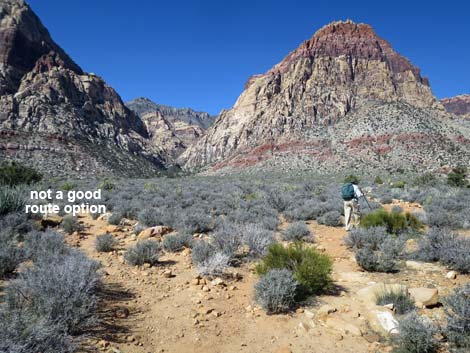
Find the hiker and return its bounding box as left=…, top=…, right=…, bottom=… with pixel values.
left=341, top=180, right=363, bottom=231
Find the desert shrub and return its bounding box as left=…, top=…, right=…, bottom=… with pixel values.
left=393, top=312, right=438, bottom=353
left=344, top=175, right=360, bottom=184
left=375, top=286, right=415, bottom=315
left=60, top=182, right=75, bottom=191
left=394, top=180, right=406, bottom=189
left=355, top=237, right=404, bottom=273
left=256, top=242, right=332, bottom=298
left=124, top=240, right=161, bottom=266
left=195, top=251, right=230, bottom=276
left=317, top=210, right=343, bottom=226
left=254, top=269, right=298, bottom=314
left=264, top=191, right=288, bottom=212
left=137, top=207, right=161, bottom=227
left=94, top=233, right=117, bottom=252
left=283, top=199, right=319, bottom=221
left=180, top=208, right=214, bottom=233
left=162, top=233, right=192, bottom=252
left=447, top=166, right=468, bottom=188
left=355, top=247, right=397, bottom=273
left=425, top=206, right=458, bottom=229
left=411, top=210, right=427, bottom=225
left=24, top=231, right=69, bottom=264
left=413, top=173, right=438, bottom=187
left=191, top=240, right=215, bottom=265
left=281, top=222, right=313, bottom=242
left=242, top=224, right=275, bottom=257
left=374, top=176, right=384, bottom=184
left=0, top=312, right=75, bottom=353
left=99, top=179, right=115, bottom=191
left=0, top=161, right=42, bottom=186
left=108, top=211, right=123, bottom=225
left=210, top=222, right=242, bottom=257
left=439, top=237, right=470, bottom=274
left=344, top=226, right=388, bottom=250
left=61, top=215, right=82, bottom=234
left=415, top=228, right=470, bottom=273
left=0, top=212, right=34, bottom=242
left=360, top=209, right=422, bottom=234
left=0, top=240, right=24, bottom=278
left=3, top=250, right=100, bottom=335
left=443, top=284, right=470, bottom=349
left=0, top=186, right=26, bottom=216
left=392, top=205, right=404, bottom=214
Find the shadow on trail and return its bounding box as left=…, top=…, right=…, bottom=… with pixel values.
left=81, top=281, right=138, bottom=350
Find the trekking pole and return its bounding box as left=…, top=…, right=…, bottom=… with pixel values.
left=359, top=188, right=372, bottom=210
left=362, top=195, right=372, bottom=210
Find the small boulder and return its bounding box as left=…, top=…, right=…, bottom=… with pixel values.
left=138, top=226, right=172, bottom=240
left=317, top=304, right=337, bottom=319
left=162, top=270, right=173, bottom=278
left=446, top=271, right=457, bottom=279
left=211, top=278, right=225, bottom=287
left=366, top=310, right=399, bottom=335
left=408, top=287, right=439, bottom=308
left=405, top=260, right=440, bottom=272
left=41, top=215, right=63, bottom=228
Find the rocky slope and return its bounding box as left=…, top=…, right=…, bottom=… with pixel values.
left=126, top=97, right=216, bottom=130
left=126, top=97, right=213, bottom=157
left=140, top=111, right=203, bottom=159
left=181, top=20, right=470, bottom=173
left=441, top=94, right=470, bottom=119
left=0, top=0, right=170, bottom=178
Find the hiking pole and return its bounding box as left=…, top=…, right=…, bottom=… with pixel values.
left=359, top=188, right=372, bottom=210
left=362, top=195, right=372, bottom=210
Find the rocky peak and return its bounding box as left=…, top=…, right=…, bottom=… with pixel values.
left=0, top=0, right=171, bottom=177
left=126, top=97, right=216, bottom=130
left=0, top=0, right=82, bottom=94
left=441, top=94, right=470, bottom=117
left=181, top=20, right=466, bottom=172
left=249, top=20, right=428, bottom=87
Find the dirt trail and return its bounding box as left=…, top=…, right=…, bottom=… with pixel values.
left=73, top=201, right=467, bottom=353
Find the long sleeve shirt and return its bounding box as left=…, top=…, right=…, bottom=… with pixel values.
left=352, top=184, right=363, bottom=199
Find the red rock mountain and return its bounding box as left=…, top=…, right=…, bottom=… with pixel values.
left=181, top=20, right=469, bottom=173
left=0, top=0, right=170, bottom=177
left=441, top=94, right=470, bottom=118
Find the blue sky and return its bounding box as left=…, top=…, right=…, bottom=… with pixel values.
left=28, top=0, right=470, bottom=115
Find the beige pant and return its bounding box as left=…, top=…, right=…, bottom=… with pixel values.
left=344, top=199, right=360, bottom=230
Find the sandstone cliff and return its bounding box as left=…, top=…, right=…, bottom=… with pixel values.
left=441, top=94, right=470, bottom=119
left=181, top=20, right=469, bottom=173
left=0, top=0, right=169, bottom=178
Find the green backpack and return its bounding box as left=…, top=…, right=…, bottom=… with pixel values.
left=341, top=183, right=355, bottom=200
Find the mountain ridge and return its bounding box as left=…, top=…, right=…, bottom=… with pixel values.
left=0, top=0, right=171, bottom=177
left=180, top=20, right=469, bottom=173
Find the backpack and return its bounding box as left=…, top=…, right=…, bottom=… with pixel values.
left=341, top=183, right=355, bottom=200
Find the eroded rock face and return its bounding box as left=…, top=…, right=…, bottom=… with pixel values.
left=126, top=97, right=216, bottom=130
left=0, top=0, right=168, bottom=177
left=180, top=20, right=469, bottom=173
left=441, top=94, right=470, bottom=118
left=141, top=111, right=203, bottom=159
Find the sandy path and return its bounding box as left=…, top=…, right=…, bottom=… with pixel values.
left=73, top=201, right=466, bottom=353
